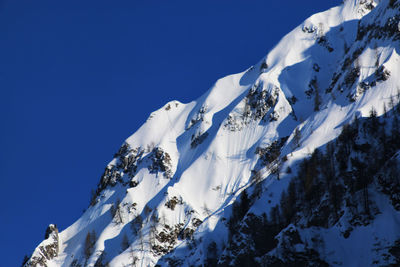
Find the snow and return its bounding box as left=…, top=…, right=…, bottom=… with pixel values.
left=26, top=0, right=400, bottom=266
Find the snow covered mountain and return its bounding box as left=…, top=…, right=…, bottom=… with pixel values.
left=24, top=0, right=400, bottom=266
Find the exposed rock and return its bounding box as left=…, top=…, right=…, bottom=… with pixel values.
left=148, top=147, right=173, bottom=179
left=224, top=83, right=279, bottom=131
left=187, top=106, right=207, bottom=130
left=24, top=225, right=59, bottom=267
left=190, top=131, right=209, bottom=148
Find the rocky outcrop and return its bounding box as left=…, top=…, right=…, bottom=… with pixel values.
left=148, top=147, right=173, bottom=179
left=225, top=82, right=279, bottom=131
left=24, top=225, right=59, bottom=267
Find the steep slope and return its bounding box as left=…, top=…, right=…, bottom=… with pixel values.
left=24, top=0, right=400, bottom=266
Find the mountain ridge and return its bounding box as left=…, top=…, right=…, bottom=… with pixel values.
left=24, top=0, right=400, bottom=266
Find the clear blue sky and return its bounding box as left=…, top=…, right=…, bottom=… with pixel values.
left=0, top=1, right=338, bottom=265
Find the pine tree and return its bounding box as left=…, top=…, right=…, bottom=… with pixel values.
left=128, top=245, right=138, bottom=267
left=21, top=255, right=30, bottom=267
left=205, top=242, right=218, bottom=267
left=130, top=215, right=143, bottom=235
left=383, top=103, right=388, bottom=117
left=121, top=234, right=130, bottom=252
left=351, top=156, right=370, bottom=215
left=239, top=189, right=250, bottom=218
left=269, top=205, right=281, bottom=230
left=111, top=199, right=123, bottom=224
left=329, top=183, right=344, bottom=222
left=389, top=95, right=396, bottom=110
left=94, top=251, right=107, bottom=267
left=280, top=180, right=297, bottom=224
left=314, top=85, right=321, bottom=111
left=392, top=114, right=400, bottom=146
left=293, top=128, right=301, bottom=148
left=280, top=190, right=291, bottom=224
left=368, top=106, right=379, bottom=134
left=84, top=230, right=96, bottom=261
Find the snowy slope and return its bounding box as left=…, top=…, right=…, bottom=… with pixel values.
left=24, top=0, right=400, bottom=266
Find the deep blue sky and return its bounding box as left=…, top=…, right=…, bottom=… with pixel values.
left=1, top=1, right=338, bottom=265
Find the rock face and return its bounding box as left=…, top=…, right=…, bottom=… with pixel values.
left=25, top=225, right=59, bottom=267
left=25, top=0, right=400, bottom=266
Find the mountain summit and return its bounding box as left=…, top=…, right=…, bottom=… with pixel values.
left=24, top=0, right=400, bottom=266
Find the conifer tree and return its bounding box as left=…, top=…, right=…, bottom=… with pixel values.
left=121, top=234, right=130, bottom=252
left=84, top=230, right=96, bottom=261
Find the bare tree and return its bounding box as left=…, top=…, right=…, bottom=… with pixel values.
left=121, top=234, right=130, bottom=252
left=84, top=230, right=96, bottom=262
left=129, top=245, right=138, bottom=267
left=202, top=203, right=212, bottom=217
left=111, top=199, right=123, bottom=224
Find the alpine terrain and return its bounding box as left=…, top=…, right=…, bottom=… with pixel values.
left=24, top=0, right=400, bottom=266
